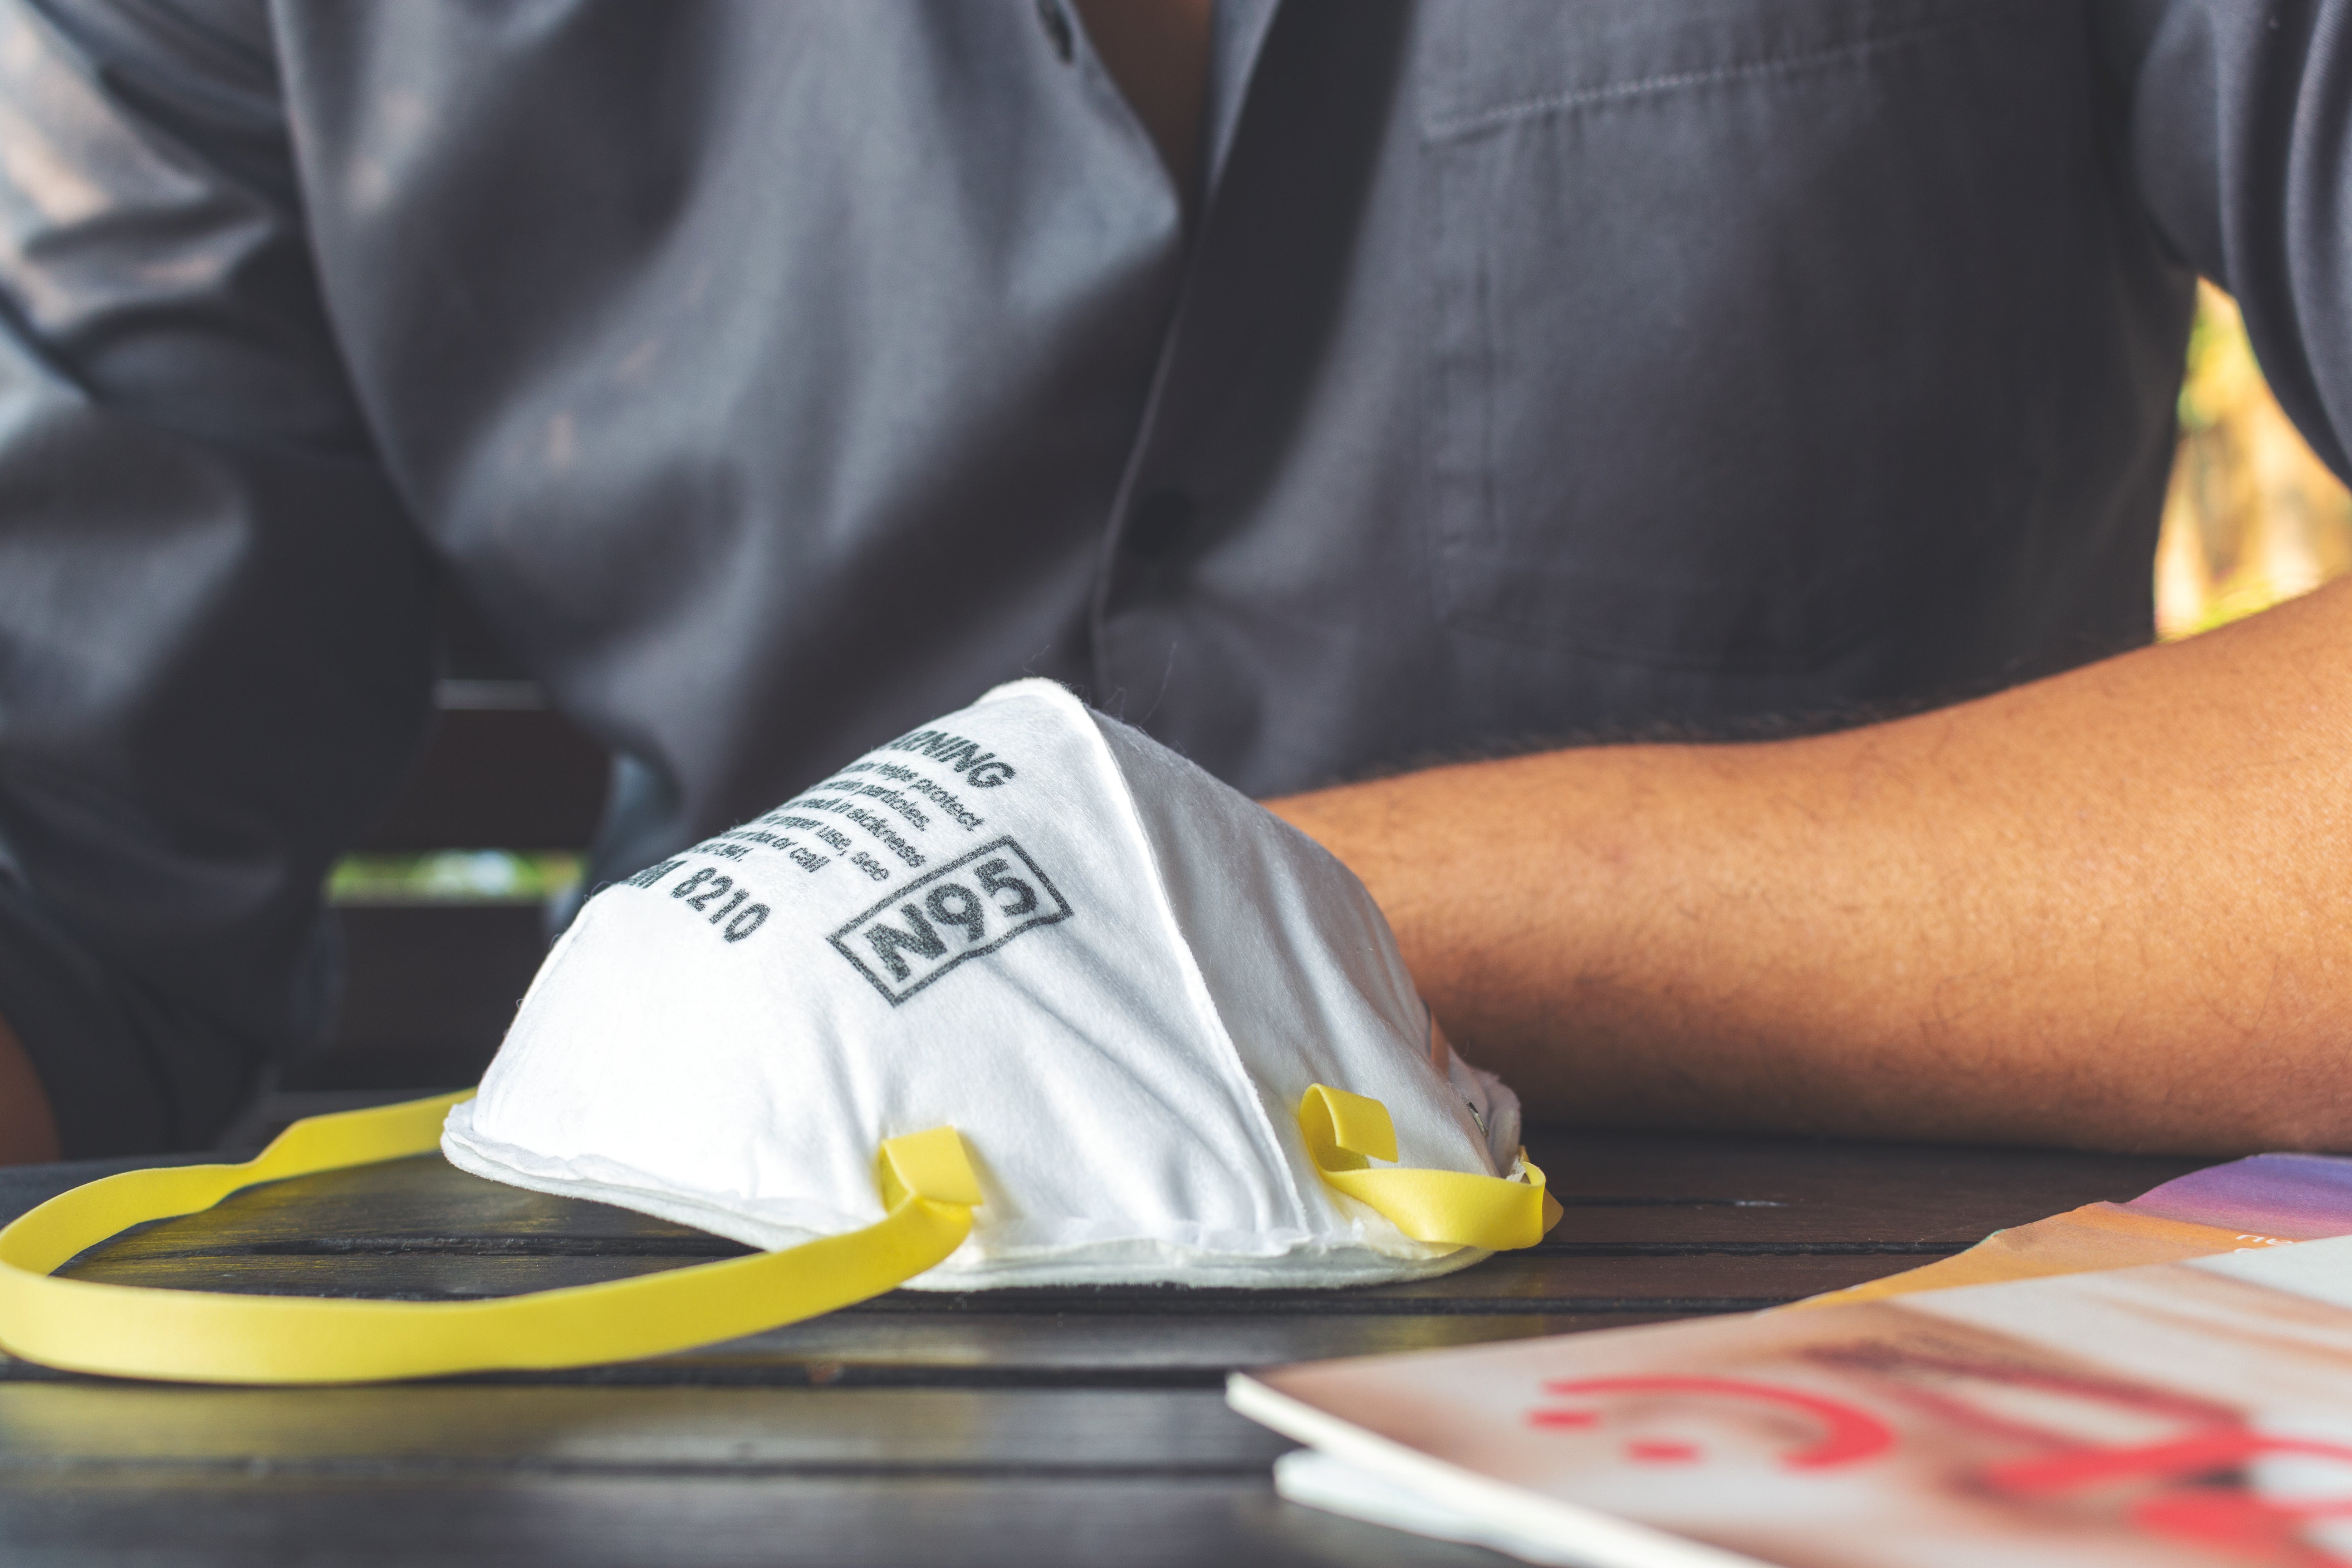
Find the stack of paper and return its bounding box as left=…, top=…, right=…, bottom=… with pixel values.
left=1234, top=1152, right=2352, bottom=1567
left=1808, top=1152, right=2352, bottom=1306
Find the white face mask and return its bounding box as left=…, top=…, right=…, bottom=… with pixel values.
left=442, top=679, right=1542, bottom=1289
left=0, top=680, right=1561, bottom=1388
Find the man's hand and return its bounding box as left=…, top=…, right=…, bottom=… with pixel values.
left=1270, top=578, right=2352, bottom=1156
left=0, top=1015, right=60, bottom=1164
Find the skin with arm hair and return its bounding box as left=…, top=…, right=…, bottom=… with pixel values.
left=19, top=558, right=2344, bottom=1168
left=1270, top=576, right=2352, bottom=1157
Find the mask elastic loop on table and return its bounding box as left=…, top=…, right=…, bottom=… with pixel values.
left=0, top=1093, right=981, bottom=1386
left=1298, top=1084, right=1563, bottom=1251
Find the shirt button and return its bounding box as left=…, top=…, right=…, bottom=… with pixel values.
left=1036, top=0, right=1075, bottom=62
left=1125, top=489, right=1195, bottom=559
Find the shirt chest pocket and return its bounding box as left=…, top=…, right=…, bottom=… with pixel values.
left=1420, top=0, right=2090, bottom=671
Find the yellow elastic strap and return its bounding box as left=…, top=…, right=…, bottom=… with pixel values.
left=0, top=1093, right=980, bottom=1386
left=1298, top=1084, right=1562, bottom=1251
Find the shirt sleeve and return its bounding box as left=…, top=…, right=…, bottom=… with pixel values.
left=2100, top=0, right=2352, bottom=479
left=0, top=0, right=436, bottom=1153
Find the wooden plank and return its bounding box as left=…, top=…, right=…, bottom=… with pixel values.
left=0, top=1126, right=2228, bottom=1568
left=17, top=1170, right=1890, bottom=1387
left=4, top=1130, right=2212, bottom=1254
left=1535, top=1129, right=2208, bottom=1245
left=1, top=1310, right=1662, bottom=1391
left=0, top=1155, right=223, bottom=1225
left=54, top=1243, right=1920, bottom=1311
left=0, top=1385, right=1289, bottom=1471
left=5, top=1134, right=2216, bottom=1391
left=613, top=1310, right=1725, bottom=1386
left=41, top=1130, right=2213, bottom=1256
left=0, top=1474, right=1496, bottom=1568
left=42, top=1154, right=1936, bottom=1311
left=50, top=1150, right=672, bottom=1243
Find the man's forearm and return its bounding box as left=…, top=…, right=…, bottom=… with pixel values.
left=0, top=1014, right=60, bottom=1164
left=1270, top=578, right=2352, bottom=1156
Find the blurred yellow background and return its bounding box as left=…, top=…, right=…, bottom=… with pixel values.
left=2158, top=283, right=2352, bottom=638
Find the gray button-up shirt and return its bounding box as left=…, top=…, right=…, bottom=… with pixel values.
left=2, top=0, right=2347, bottom=1152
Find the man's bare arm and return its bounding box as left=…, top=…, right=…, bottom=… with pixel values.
left=1270, top=578, right=2352, bottom=1156
left=0, top=1015, right=60, bottom=1165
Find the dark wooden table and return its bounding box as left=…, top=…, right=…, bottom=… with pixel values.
left=0, top=1128, right=2208, bottom=1567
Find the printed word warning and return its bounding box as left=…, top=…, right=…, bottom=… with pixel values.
left=828, top=837, right=1072, bottom=1004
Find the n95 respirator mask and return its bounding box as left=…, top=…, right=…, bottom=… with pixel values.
left=0, top=680, right=1556, bottom=1387
left=443, top=678, right=1553, bottom=1289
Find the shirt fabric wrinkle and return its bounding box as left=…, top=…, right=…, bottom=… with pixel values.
left=0, top=0, right=2340, bottom=1153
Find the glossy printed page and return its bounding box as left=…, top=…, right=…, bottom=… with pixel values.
left=1245, top=1240, right=2352, bottom=1567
